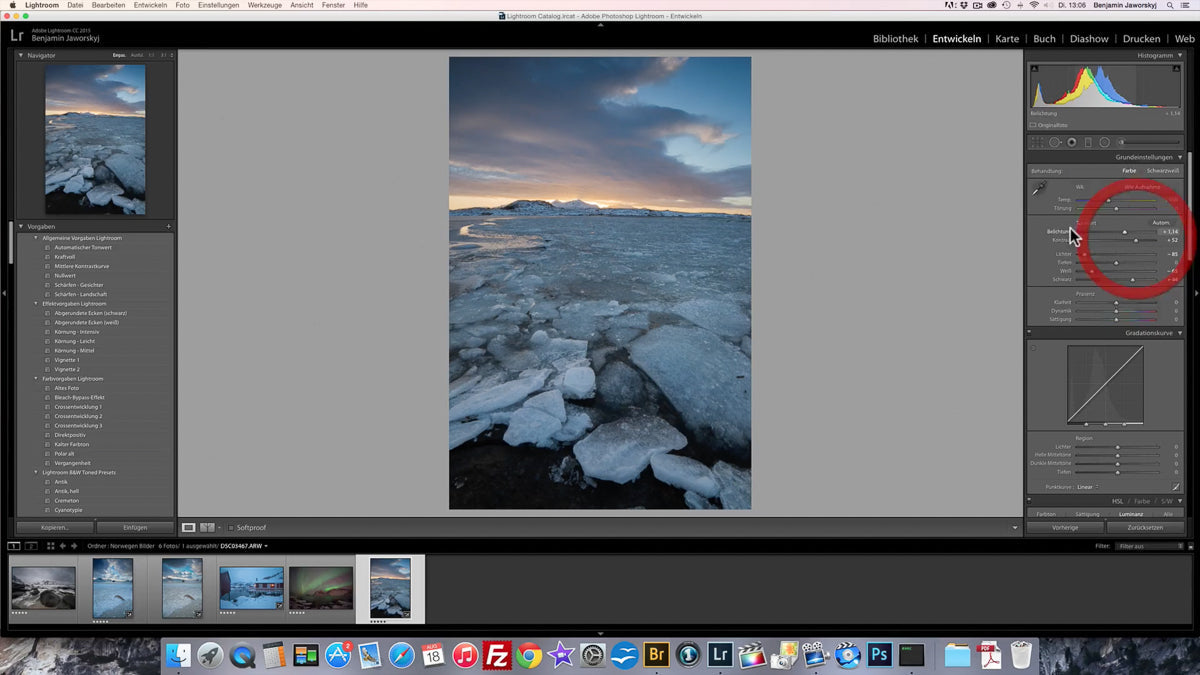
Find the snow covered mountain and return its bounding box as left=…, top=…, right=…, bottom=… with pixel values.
left=450, top=199, right=748, bottom=219
left=550, top=199, right=600, bottom=209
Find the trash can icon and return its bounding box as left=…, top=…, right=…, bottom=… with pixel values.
left=1010, top=642, right=1033, bottom=670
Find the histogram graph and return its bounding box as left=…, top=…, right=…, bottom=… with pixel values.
left=1030, top=64, right=1182, bottom=108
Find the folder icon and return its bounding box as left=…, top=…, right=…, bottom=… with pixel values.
left=944, top=643, right=971, bottom=668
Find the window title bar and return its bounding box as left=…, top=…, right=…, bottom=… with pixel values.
left=2, top=0, right=1198, bottom=13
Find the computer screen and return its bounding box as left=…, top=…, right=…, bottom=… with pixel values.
left=0, top=8, right=1195, bottom=674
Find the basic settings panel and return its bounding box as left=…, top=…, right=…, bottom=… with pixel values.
left=1024, top=43, right=1193, bottom=542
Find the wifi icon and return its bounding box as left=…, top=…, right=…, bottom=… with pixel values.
left=1029, top=1, right=1039, bottom=6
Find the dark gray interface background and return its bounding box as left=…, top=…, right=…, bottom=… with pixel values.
left=176, top=50, right=1022, bottom=520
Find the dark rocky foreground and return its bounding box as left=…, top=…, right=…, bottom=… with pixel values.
left=0, top=637, right=159, bottom=675
left=450, top=440, right=691, bottom=510
left=1040, top=637, right=1200, bottom=675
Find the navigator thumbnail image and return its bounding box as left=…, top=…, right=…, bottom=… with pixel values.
left=44, top=64, right=147, bottom=215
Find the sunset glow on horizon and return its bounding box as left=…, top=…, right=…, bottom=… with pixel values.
left=446, top=195, right=749, bottom=215
left=449, top=57, right=751, bottom=216
left=45, top=64, right=146, bottom=117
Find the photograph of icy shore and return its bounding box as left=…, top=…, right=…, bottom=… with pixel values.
left=448, top=57, right=751, bottom=510
left=92, top=558, right=133, bottom=619
left=10, top=566, right=76, bottom=610
left=369, top=558, right=411, bottom=619
left=161, top=558, right=203, bottom=619
left=45, top=64, right=146, bottom=215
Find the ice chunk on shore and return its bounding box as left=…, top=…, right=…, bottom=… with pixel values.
left=45, top=168, right=79, bottom=185
left=597, top=361, right=646, bottom=408
left=561, top=366, right=596, bottom=399
left=102, top=153, right=146, bottom=196
left=112, top=195, right=146, bottom=215
left=572, top=300, right=629, bottom=317
left=671, top=299, right=750, bottom=338
left=531, top=335, right=588, bottom=369
left=450, top=417, right=492, bottom=450
left=650, top=454, right=720, bottom=498
left=449, top=274, right=486, bottom=297
left=552, top=411, right=593, bottom=443
left=449, top=292, right=510, bottom=326
left=684, top=491, right=717, bottom=510
left=605, top=327, right=644, bottom=346
left=529, top=303, right=560, bottom=320
left=448, top=369, right=549, bottom=421
left=629, top=326, right=751, bottom=452
left=608, top=312, right=649, bottom=330
left=524, top=389, right=566, bottom=423
left=573, top=416, right=687, bottom=484
left=86, top=184, right=123, bottom=207
left=117, top=144, right=146, bottom=159
left=449, top=330, right=486, bottom=351
left=448, top=366, right=481, bottom=399
left=712, top=461, right=752, bottom=510
left=553, top=300, right=629, bottom=339
left=502, top=407, right=562, bottom=447
left=63, top=175, right=86, bottom=194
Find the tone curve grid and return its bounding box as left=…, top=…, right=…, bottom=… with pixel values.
left=1066, top=345, right=1145, bottom=427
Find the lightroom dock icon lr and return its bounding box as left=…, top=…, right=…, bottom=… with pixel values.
left=707, top=643, right=734, bottom=668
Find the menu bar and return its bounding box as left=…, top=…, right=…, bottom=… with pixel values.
left=2, top=2, right=1197, bottom=14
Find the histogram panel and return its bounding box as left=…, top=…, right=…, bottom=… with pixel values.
left=1030, top=64, right=1182, bottom=108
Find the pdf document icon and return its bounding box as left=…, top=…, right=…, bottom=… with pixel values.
left=978, top=642, right=1002, bottom=670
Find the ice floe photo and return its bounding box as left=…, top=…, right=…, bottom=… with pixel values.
left=162, top=558, right=203, bottom=619
left=10, top=566, right=76, bottom=610
left=92, top=558, right=133, bottom=619
left=369, top=558, right=411, bottom=619
left=218, top=566, right=284, bottom=610
left=45, top=64, right=146, bottom=215
left=289, top=566, right=354, bottom=610
left=448, top=57, right=751, bottom=510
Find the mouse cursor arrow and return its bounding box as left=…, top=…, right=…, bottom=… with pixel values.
left=1068, top=227, right=1082, bottom=248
